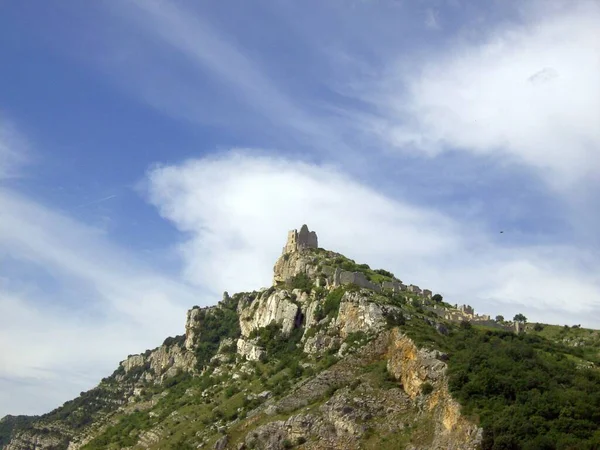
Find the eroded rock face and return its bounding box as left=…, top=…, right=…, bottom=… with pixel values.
left=335, top=292, right=387, bottom=338
left=386, top=328, right=482, bottom=449
left=121, top=354, right=145, bottom=373
left=303, top=333, right=342, bottom=354
left=185, top=306, right=211, bottom=350
left=272, top=250, right=320, bottom=285
left=332, top=291, right=406, bottom=340
left=237, top=338, right=266, bottom=361
left=239, top=290, right=299, bottom=337
left=243, top=331, right=481, bottom=450
left=147, top=344, right=196, bottom=379
left=4, top=431, right=66, bottom=450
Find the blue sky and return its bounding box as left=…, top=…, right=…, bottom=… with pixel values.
left=1, top=0, right=599, bottom=416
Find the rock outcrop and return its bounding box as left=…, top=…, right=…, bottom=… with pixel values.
left=387, top=329, right=482, bottom=449
left=239, top=289, right=300, bottom=337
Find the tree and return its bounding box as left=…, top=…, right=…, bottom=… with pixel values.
left=513, top=313, right=527, bottom=323
left=432, top=294, right=443, bottom=303
left=495, top=315, right=505, bottom=323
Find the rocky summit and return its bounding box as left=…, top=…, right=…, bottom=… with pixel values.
left=2, top=225, right=600, bottom=450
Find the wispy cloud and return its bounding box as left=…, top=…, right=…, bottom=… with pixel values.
left=0, top=189, right=201, bottom=416
left=354, top=1, right=600, bottom=191
left=91, top=0, right=351, bottom=157
left=424, top=8, right=441, bottom=30
left=76, top=194, right=118, bottom=208
left=0, top=117, right=28, bottom=180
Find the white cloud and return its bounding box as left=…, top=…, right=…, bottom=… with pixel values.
left=364, top=1, right=600, bottom=189
left=147, top=152, right=600, bottom=329
left=0, top=189, right=200, bottom=416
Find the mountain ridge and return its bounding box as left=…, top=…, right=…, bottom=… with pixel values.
left=3, top=225, right=600, bottom=450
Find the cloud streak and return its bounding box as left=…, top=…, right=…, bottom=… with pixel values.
left=0, top=188, right=201, bottom=416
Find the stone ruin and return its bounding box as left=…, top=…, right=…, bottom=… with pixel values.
left=283, top=224, right=318, bottom=254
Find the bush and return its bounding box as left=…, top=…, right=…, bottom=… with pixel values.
left=386, top=310, right=406, bottom=327
left=193, top=300, right=241, bottom=371
left=459, top=320, right=472, bottom=330
left=432, top=294, right=443, bottom=303
left=288, top=273, right=313, bottom=292
left=320, top=287, right=344, bottom=319
left=533, top=323, right=544, bottom=332
left=374, top=269, right=394, bottom=278
left=421, top=382, right=434, bottom=395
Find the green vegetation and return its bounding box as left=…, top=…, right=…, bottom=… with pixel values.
left=327, top=254, right=396, bottom=284
left=163, top=334, right=185, bottom=348
left=496, top=315, right=505, bottom=323
left=314, top=287, right=345, bottom=321
left=513, top=313, right=528, bottom=323
left=421, top=382, right=434, bottom=395
left=374, top=269, right=394, bottom=278
left=432, top=294, right=443, bottom=303
left=287, top=272, right=313, bottom=292
left=0, top=416, right=37, bottom=447
left=84, top=410, right=153, bottom=449
left=385, top=309, right=406, bottom=327
left=193, top=300, right=241, bottom=371
left=249, top=322, right=303, bottom=362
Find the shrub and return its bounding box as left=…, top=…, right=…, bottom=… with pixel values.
left=432, top=294, right=443, bottom=303
left=421, top=382, right=434, bottom=395
left=345, top=331, right=368, bottom=347
left=386, top=310, right=406, bottom=327
left=459, top=320, right=472, bottom=330
left=288, top=273, right=313, bottom=292
left=321, top=287, right=345, bottom=319
left=193, top=302, right=241, bottom=371
left=533, top=323, right=544, bottom=332
left=374, top=269, right=394, bottom=278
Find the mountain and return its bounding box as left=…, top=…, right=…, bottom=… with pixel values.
left=2, top=225, right=600, bottom=450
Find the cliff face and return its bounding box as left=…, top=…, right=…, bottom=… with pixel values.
left=387, top=329, right=482, bottom=449
left=3, top=225, right=481, bottom=450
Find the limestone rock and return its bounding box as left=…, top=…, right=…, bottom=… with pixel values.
left=334, top=292, right=402, bottom=339
left=120, top=354, right=145, bottom=373
left=147, top=343, right=196, bottom=379
left=303, top=332, right=341, bottom=354
left=386, top=328, right=481, bottom=449
left=237, top=338, right=266, bottom=361
left=239, top=290, right=299, bottom=337
left=185, top=306, right=206, bottom=350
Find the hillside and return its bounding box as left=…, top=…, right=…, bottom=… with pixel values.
left=2, top=225, right=600, bottom=450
